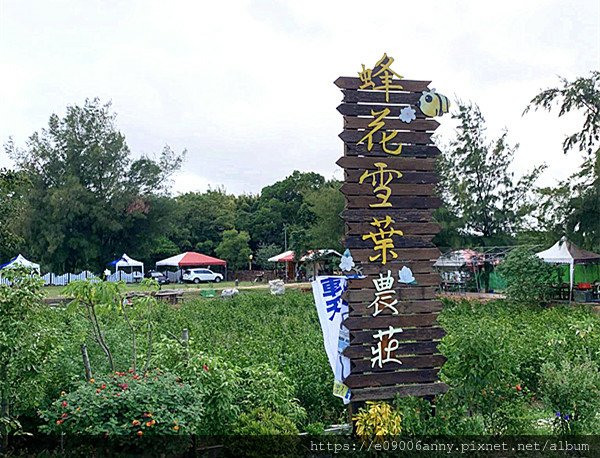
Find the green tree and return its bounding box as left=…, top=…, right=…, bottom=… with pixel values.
left=0, top=169, right=27, bottom=260
left=524, top=71, right=600, bottom=251
left=6, top=98, right=184, bottom=272
left=216, top=229, right=252, bottom=272
left=247, top=171, right=326, bottom=249
left=172, top=188, right=236, bottom=255
left=304, top=180, right=344, bottom=252
left=0, top=267, right=59, bottom=439
left=254, top=243, right=282, bottom=270
left=437, top=101, right=544, bottom=244
left=496, top=247, right=557, bottom=305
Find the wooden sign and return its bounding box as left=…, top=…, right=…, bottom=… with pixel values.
left=336, top=53, right=449, bottom=402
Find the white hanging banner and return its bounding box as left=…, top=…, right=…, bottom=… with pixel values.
left=312, top=275, right=351, bottom=404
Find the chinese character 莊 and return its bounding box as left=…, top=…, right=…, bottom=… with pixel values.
left=371, top=325, right=403, bottom=368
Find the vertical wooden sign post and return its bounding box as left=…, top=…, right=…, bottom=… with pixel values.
left=336, top=54, right=449, bottom=404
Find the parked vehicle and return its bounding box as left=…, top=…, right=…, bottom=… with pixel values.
left=182, top=268, right=223, bottom=284
left=148, top=271, right=170, bottom=285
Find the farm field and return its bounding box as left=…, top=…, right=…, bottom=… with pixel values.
left=2, top=268, right=600, bottom=457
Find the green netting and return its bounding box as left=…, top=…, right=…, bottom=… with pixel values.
left=557, top=263, right=600, bottom=284
left=489, top=271, right=507, bottom=292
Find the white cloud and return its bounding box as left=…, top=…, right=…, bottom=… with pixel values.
left=0, top=0, right=598, bottom=194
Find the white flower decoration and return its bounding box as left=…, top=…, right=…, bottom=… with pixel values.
left=399, top=106, right=416, bottom=123
left=398, top=266, right=416, bottom=284
left=339, top=249, right=355, bottom=272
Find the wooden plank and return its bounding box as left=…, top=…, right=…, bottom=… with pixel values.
left=347, top=299, right=443, bottom=316
left=339, top=130, right=433, bottom=146
left=341, top=89, right=421, bottom=105
left=334, top=77, right=430, bottom=92
left=341, top=183, right=436, bottom=197
left=342, top=313, right=439, bottom=331
left=346, top=221, right=440, bottom=235
left=345, top=369, right=440, bottom=389
left=350, top=327, right=446, bottom=344
left=338, top=103, right=429, bottom=118
left=349, top=247, right=440, bottom=262
left=344, top=115, right=439, bottom=132
left=341, top=209, right=435, bottom=223
left=343, top=340, right=440, bottom=358
left=337, top=156, right=436, bottom=172
left=345, top=143, right=441, bottom=157
left=345, top=234, right=436, bottom=247
left=344, top=196, right=441, bottom=210
left=346, top=286, right=439, bottom=301
left=348, top=273, right=441, bottom=289
left=345, top=169, right=438, bottom=184
left=344, top=235, right=435, bottom=249
left=351, top=354, right=447, bottom=373
left=356, top=261, right=438, bottom=276
left=350, top=382, right=449, bottom=401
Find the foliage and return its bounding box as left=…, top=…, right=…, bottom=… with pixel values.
left=539, top=358, right=600, bottom=435
left=0, top=169, right=28, bottom=260
left=233, top=407, right=299, bottom=435
left=525, top=72, right=600, bottom=251
left=215, top=229, right=252, bottom=272
left=0, top=267, right=60, bottom=436
left=5, top=98, right=185, bottom=272
left=437, top=101, right=544, bottom=240
left=40, top=370, right=204, bottom=436
left=353, top=401, right=402, bottom=441
left=496, top=247, right=557, bottom=305
left=254, top=243, right=282, bottom=269
left=304, top=180, right=344, bottom=252
left=230, top=408, right=299, bottom=458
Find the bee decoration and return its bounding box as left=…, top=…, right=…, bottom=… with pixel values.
left=417, top=89, right=450, bottom=117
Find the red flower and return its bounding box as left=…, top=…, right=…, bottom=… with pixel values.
left=61, top=401, right=68, bottom=407
left=101, top=384, right=106, bottom=389
left=61, top=413, right=68, bottom=419
left=133, top=374, right=140, bottom=380
left=132, top=419, right=141, bottom=426
left=128, top=369, right=134, bottom=374
left=56, top=419, right=64, bottom=425
left=96, top=388, right=101, bottom=394
left=137, top=430, right=143, bottom=437
left=203, top=364, right=209, bottom=372
left=516, top=384, right=522, bottom=392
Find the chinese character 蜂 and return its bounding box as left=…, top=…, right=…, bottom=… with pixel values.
left=362, top=216, right=404, bottom=265
left=371, top=325, right=404, bottom=368
left=359, top=162, right=402, bottom=208
left=358, top=53, right=404, bottom=102
left=368, top=270, right=399, bottom=317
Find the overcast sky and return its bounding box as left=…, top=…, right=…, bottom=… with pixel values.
left=1, top=0, right=598, bottom=195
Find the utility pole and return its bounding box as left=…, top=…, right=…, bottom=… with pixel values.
left=284, top=225, right=288, bottom=281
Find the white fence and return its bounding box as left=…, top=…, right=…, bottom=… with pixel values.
left=0, top=270, right=142, bottom=286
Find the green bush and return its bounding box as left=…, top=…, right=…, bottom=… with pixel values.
left=496, top=247, right=557, bottom=305
left=539, top=358, right=600, bottom=434
left=40, top=370, right=204, bottom=436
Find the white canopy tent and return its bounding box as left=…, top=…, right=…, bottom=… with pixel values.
left=108, top=253, right=144, bottom=278
left=0, top=254, right=41, bottom=273
left=536, top=236, right=600, bottom=299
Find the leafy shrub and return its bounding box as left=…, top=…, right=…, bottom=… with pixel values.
left=539, top=358, right=600, bottom=434
left=353, top=401, right=402, bottom=441
left=40, top=370, right=204, bottom=436
left=228, top=408, right=300, bottom=458
left=496, top=247, right=557, bottom=305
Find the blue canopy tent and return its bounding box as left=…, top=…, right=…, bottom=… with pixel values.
left=0, top=254, right=40, bottom=273
left=107, top=253, right=144, bottom=281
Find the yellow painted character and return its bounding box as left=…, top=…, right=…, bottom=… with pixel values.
left=417, top=89, right=450, bottom=117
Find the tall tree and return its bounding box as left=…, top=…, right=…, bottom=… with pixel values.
left=304, top=180, right=344, bottom=252
left=436, top=101, right=544, bottom=245
left=524, top=71, right=600, bottom=251
left=0, top=169, right=27, bottom=261
left=6, top=98, right=184, bottom=272
left=215, top=229, right=252, bottom=272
